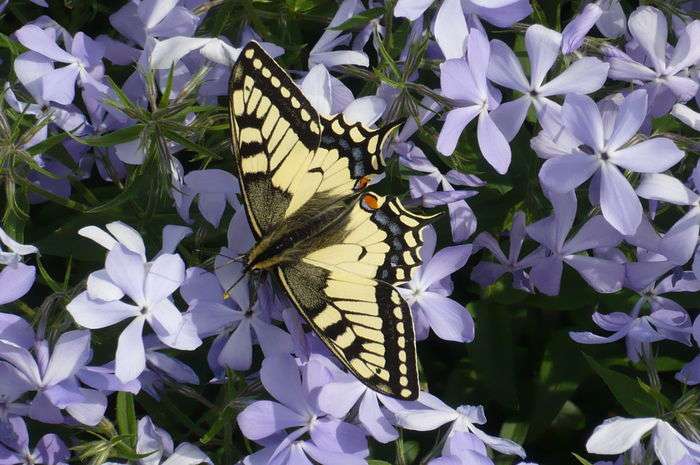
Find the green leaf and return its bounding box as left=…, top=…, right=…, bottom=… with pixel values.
left=583, top=353, right=657, bottom=417
left=116, top=392, right=138, bottom=448
left=77, top=125, right=143, bottom=147
left=26, top=131, right=70, bottom=156
left=467, top=302, right=518, bottom=408
left=331, top=7, right=384, bottom=30
left=368, top=461, right=393, bottom=465
left=528, top=332, right=588, bottom=439
left=572, top=453, right=595, bottom=465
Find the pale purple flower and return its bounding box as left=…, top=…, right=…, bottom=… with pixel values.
left=395, top=0, right=531, bottom=28
left=316, top=366, right=400, bottom=443
left=526, top=190, right=624, bottom=295
left=586, top=417, right=700, bottom=465
left=677, top=354, right=700, bottom=385
left=171, top=169, right=239, bottom=228
left=132, top=335, right=199, bottom=399
left=14, top=26, right=106, bottom=105
left=672, top=103, right=700, bottom=130
left=488, top=24, right=609, bottom=140
left=150, top=35, right=283, bottom=70
left=4, top=83, right=85, bottom=143
left=561, top=1, right=626, bottom=54
left=308, top=0, right=370, bottom=68
left=471, top=211, right=540, bottom=292
left=398, top=142, right=483, bottom=241
left=109, top=0, right=200, bottom=48
left=607, top=8, right=700, bottom=110
left=186, top=268, right=291, bottom=373
left=0, top=228, right=38, bottom=306
left=636, top=171, right=700, bottom=262
left=237, top=355, right=369, bottom=465
left=538, top=90, right=684, bottom=234
left=398, top=227, right=474, bottom=342
left=395, top=392, right=526, bottom=459
left=0, top=329, right=107, bottom=426
left=105, top=416, right=211, bottom=465
left=570, top=303, right=693, bottom=362
left=427, top=431, right=497, bottom=465
left=0, top=417, right=69, bottom=465
left=437, top=29, right=511, bottom=174
left=432, top=0, right=471, bottom=60
left=66, top=224, right=200, bottom=383
left=299, top=64, right=387, bottom=122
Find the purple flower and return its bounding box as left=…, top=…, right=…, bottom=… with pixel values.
left=395, top=392, right=526, bottom=459
left=471, top=211, right=540, bottom=292
left=538, top=90, right=684, bottom=234
left=186, top=268, right=291, bottom=373
left=237, top=355, right=369, bottom=465
left=316, top=366, right=402, bottom=443
left=395, top=0, right=531, bottom=28
left=427, top=431, right=498, bottom=465
left=676, top=354, right=700, bottom=385
left=0, top=417, right=69, bottom=465
left=66, top=224, right=200, bottom=383
left=398, top=142, right=483, bottom=241
left=672, top=103, right=700, bottom=130
left=109, top=0, right=200, bottom=48
left=171, top=169, right=239, bottom=228
left=586, top=417, right=700, bottom=465
left=526, top=190, right=624, bottom=295
left=561, top=1, right=626, bottom=54
left=14, top=26, right=106, bottom=105
left=488, top=25, right=609, bottom=141
left=0, top=228, right=38, bottom=306
left=308, top=0, right=370, bottom=68
left=398, top=227, right=474, bottom=342
left=437, top=29, right=511, bottom=174
left=0, top=329, right=107, bottom=426
left=607, top=8, right=700, bottom=111
left=636, top=171, right=700, bottom=263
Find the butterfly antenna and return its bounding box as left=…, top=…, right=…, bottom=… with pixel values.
left=223, top=269, right=250, bottom=299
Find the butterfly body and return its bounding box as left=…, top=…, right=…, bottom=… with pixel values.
left=229, top=42, right=437, bottom=400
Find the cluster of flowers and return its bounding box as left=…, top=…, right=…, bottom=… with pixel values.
left=1, top=0, right=699, bottom=464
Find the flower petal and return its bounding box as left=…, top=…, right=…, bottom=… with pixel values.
left=487, top=39, right=529, bottom=92
left=115, top=317, right=146, bottom=383
left=525, top=24, right=562, bottom=89
left=237, top=400, right=305, bottom=441
left=636, top=173, right=699, bottom=205
left=436, top=106, right=480, bottom=156
left=418, top=293, right=474, bottom=342
left=599, top=162, right=642, bottom=235
left=539, top=154, right=600, bottom=193
left=610, top=138, right=684, bottom=173
left=477, top=111, right=511, bottom=174
left=564, top=255, right=624, bottom=293
left=628, top=6, right=668, bottom=73
left=434, top=0, right=468, bottom=59
left=538, top=57, right=609, bottom=97
left=562, top=93, right=604, bottom=151
left=106, top=245, right=146, bottom=306
left=66, top=292, right=140, bottom=329
left=586, top=417, right=660, bottom=454
left=0, top=263, right=35, bottom=305
left=145, top=253, right=185, bottom=304
left=43, top=330, right=91, bottom=386
left=605, top=89, right=647, bottom=151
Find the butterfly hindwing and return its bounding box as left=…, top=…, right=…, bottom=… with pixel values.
left=277, top=193, right=435, bottom=400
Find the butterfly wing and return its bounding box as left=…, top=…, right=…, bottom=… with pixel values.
left=277, top=193, right=435, bottom=400
left=228, top=42, right=397, bottom=236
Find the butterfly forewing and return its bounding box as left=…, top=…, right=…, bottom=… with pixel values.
left=228, top=42, right=322, bottom=238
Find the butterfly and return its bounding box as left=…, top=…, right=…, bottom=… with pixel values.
left=227, top=41, right=436, bottom=400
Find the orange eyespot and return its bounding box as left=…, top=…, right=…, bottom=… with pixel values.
left=362, top=194, right=380, bottom=210
left=355, top=175, right=370, bottom=190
